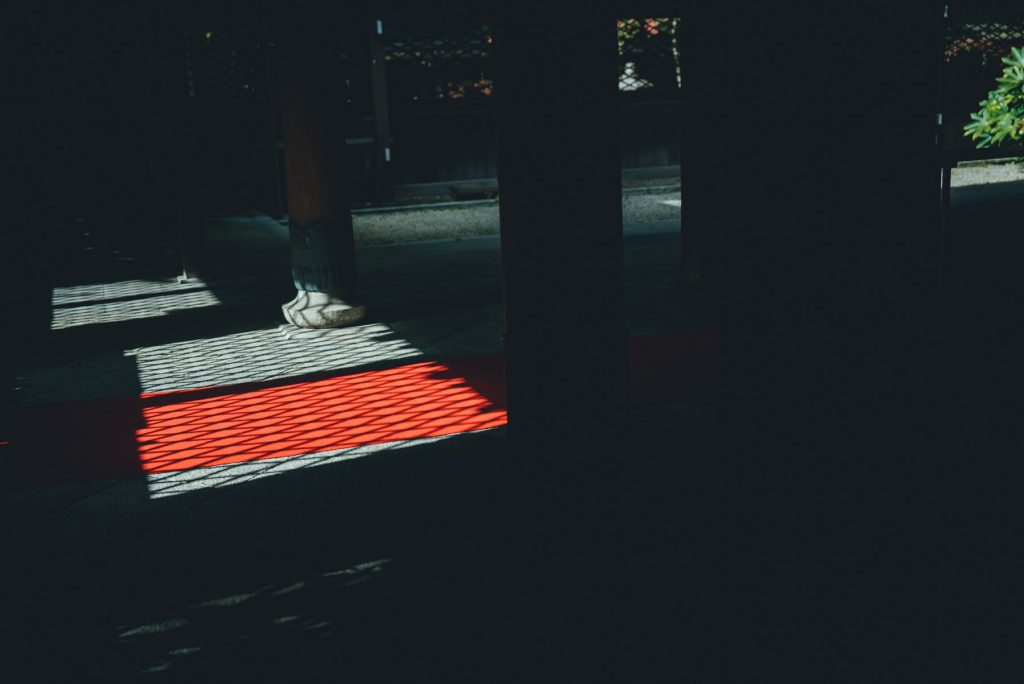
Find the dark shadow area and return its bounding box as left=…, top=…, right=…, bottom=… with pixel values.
left=0, top=400, right=714, bottom=681
left=939, top=177, right=1024, bottom=458
left=1, top=356, right=146, bottom=489
left=1, top=430, right=519, bottom=682
left=946, top=179, right=1024, bottom=277
left=893, top=176, right=1024, bottom=680
left=629, top=328, right=716, bottom=403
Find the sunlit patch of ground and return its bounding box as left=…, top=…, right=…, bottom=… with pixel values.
left=951, top=161, right=1024, bottom=187
left=51, top=278, right=221, bottom=330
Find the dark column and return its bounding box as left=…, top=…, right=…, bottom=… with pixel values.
left=494, top=4, right=627, bottom=679
left=277, top=7, right=365, bottom=328
left=496, top=3, right=629, bottom=455
left=681, top=5, right=944, bottom=680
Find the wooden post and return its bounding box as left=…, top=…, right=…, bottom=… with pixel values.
left=495, top=6, right=627, bottom=675
left=496, top=2, right=629, bottom=455
left=276, top=9, right=365, bottom=328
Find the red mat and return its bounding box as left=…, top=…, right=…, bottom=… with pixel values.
left=4, top=329, right=715, bottom=484
left=138, top=358, right=507, bottom=473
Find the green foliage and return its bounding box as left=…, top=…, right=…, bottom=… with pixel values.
left=964, top=46, right=1024, bottom=148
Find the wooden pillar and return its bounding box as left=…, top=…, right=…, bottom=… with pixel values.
left=496, top=2, right=629, bottom=455
left=494, top=3, right=627, bottom=676
left=277, top=7, right=365, bottom=328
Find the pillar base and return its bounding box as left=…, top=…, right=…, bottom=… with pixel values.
left=282, top=290, right=367, bottom=329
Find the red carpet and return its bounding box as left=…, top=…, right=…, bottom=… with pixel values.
left=4, top=329, right=715, bottom=485
left=137, top=358, right=507, bottom=473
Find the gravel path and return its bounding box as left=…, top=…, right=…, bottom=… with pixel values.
left=951, top=161, right=1024, bottom=187
left=353, top=187, right=681, bottom=246
left=344, top=160, right=1022, bottom=246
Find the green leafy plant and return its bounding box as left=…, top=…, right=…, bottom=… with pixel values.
left=964, top=46, right=1024, bottom=148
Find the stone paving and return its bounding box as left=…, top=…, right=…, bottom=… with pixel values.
left=951, top=159, right=1024, bottom=187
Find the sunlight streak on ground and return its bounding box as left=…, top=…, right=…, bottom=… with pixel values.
left=51, top=278, right=221, bottom=329
left=127, top=323, right=425, bottom=393
left=144, top=432, right=478, bottom=498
